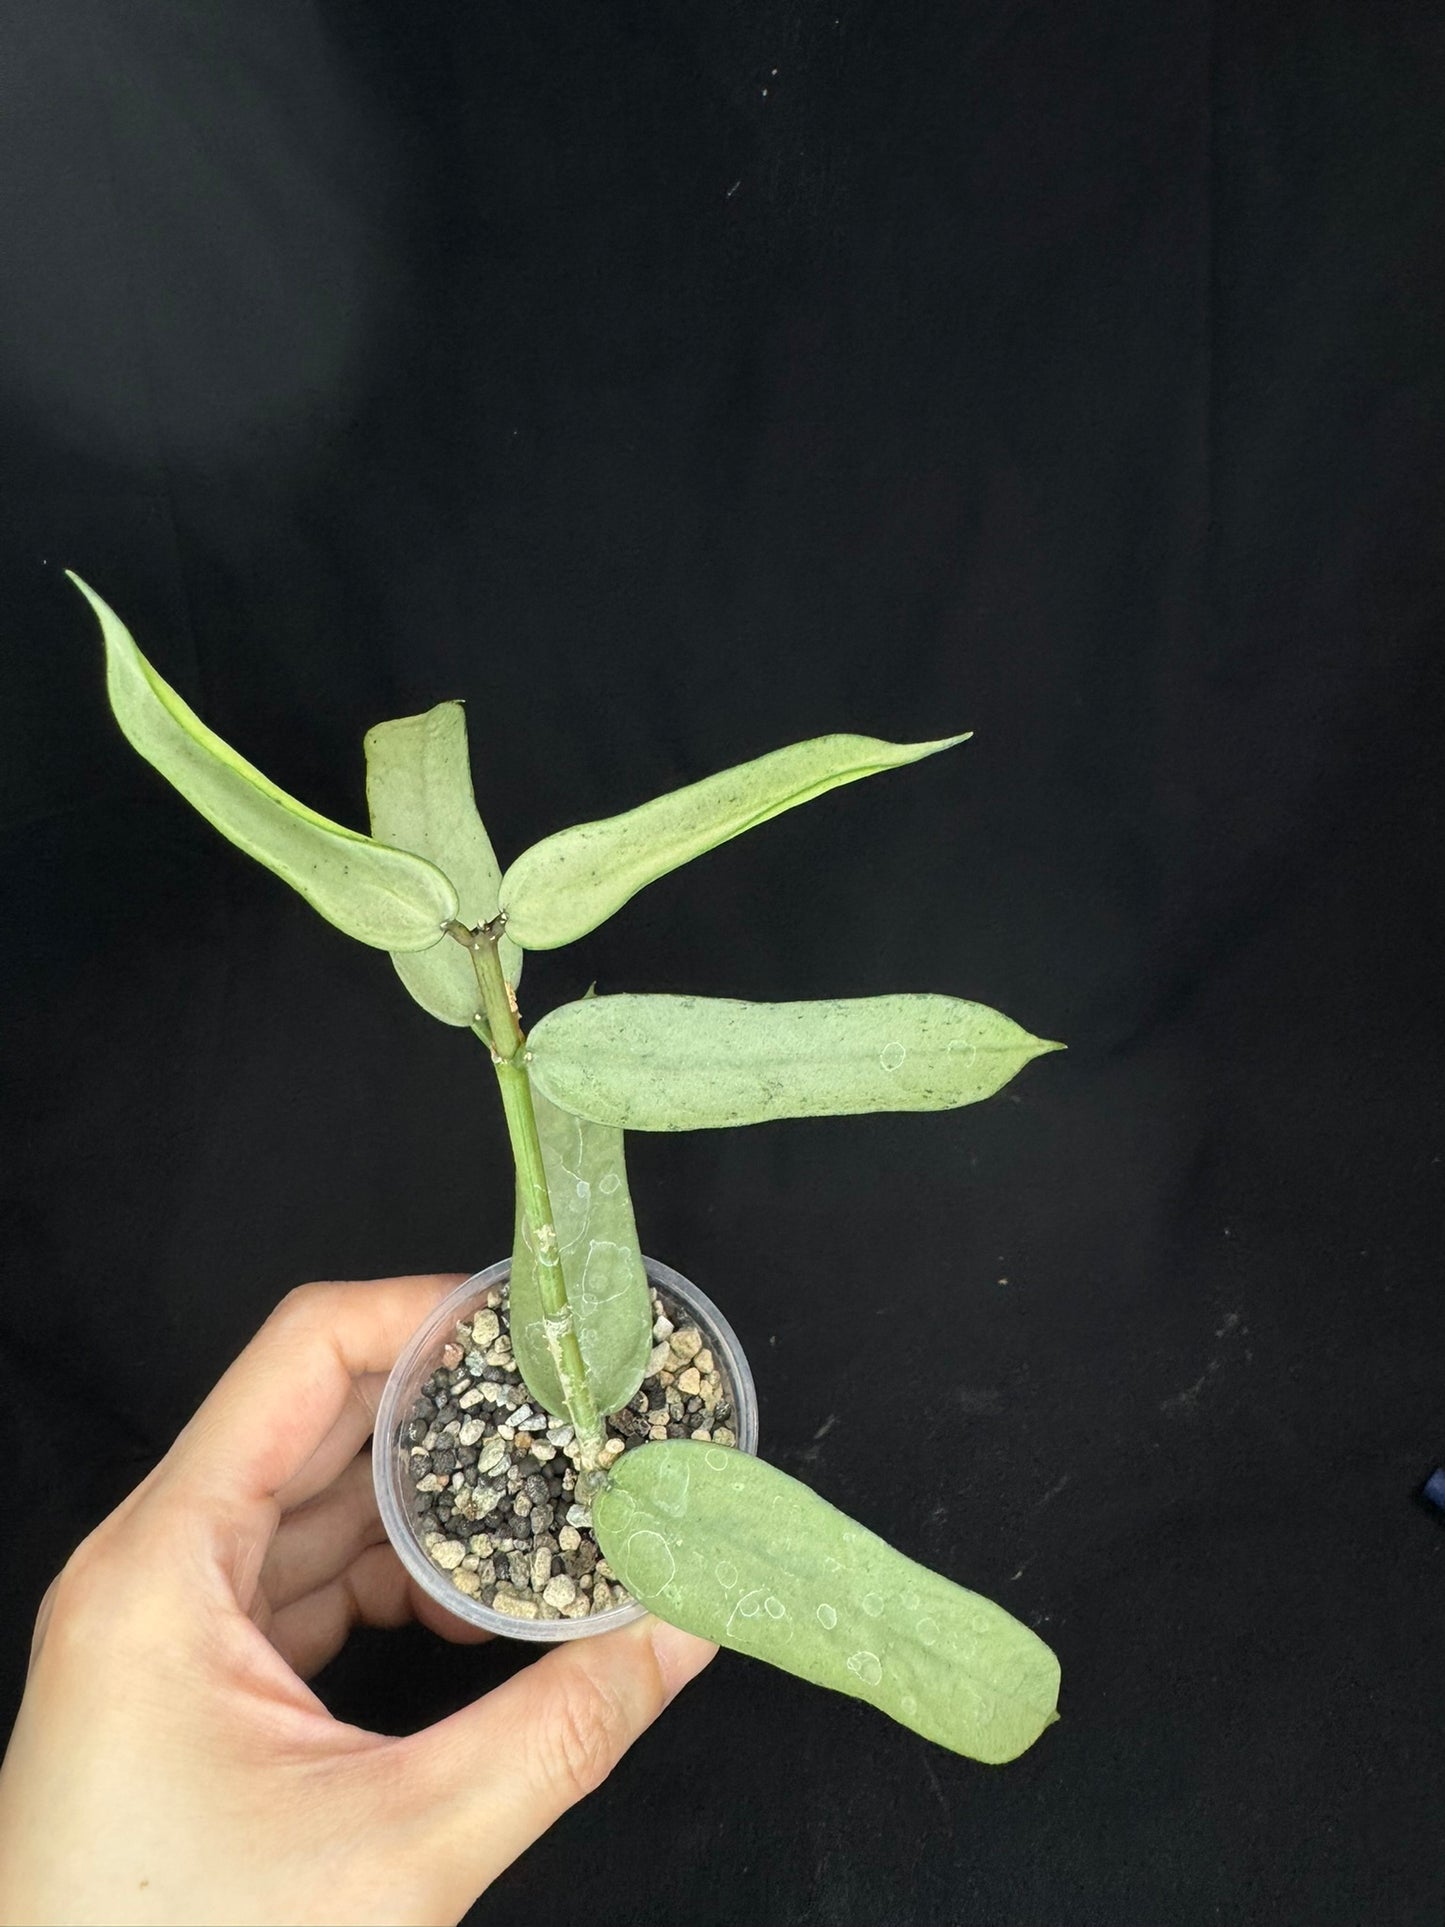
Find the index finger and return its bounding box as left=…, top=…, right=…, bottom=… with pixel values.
left=156, top=1274, right=463, bottom=1525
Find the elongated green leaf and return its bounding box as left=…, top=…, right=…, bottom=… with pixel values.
left=499, top=731, right=969, bottom=950
left=508, top=1084, right=652, bottom=1417
left=70, top=574, right=457, bottom=951
left=596, top=1443, right=1060, bottom=1762
left=364, top=703, right=522, bottom=1023
left=528, top=992, right=1062, bottom=1131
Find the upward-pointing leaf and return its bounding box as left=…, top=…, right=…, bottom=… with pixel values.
left=499, top=731, right=970, bottom=950
left=364, top=703, right=523, bottom=1024
left=507, top=1084, right=652, bottom=1418
left=595, top=1443, right=1061, bottom=1763
left=527, top=992, right=1063, bottom=1130
left=69, top=574, right=457, bottom=952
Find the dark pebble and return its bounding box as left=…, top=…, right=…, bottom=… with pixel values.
left=612, top=1407, right=649, bottom=1437
left=507, top=1551, right=530, bottom=1590
left=406, top=1418, right=429, bottom=1444
left=631, top=1392, right=649, bottom=1415
left=516, top=1456, right=542, bottom=1479
left=524, top=1474, right=549, bottom=1504
left=481, top=1365, right=506, bottom=1383
left=457, top=1445, right=478, bottom=1468
left=509, top=1511, right=530, bottom=1537
left=431, top=1449, right=457, bottom=1477
left=411, top=1452, right=433, bottom=1475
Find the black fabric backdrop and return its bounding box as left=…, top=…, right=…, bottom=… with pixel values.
left=2, top=4, right=1443, bottom=1923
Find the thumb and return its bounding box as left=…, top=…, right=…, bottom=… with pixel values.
left=400, top=1615, right=716, bottom=1895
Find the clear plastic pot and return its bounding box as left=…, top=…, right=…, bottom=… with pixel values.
left=373, top=1255, right=759, bottom=1641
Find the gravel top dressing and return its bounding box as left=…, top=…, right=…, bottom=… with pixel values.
left=404, top=1281, right=738, bottom=1622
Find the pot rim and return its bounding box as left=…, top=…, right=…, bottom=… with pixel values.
left=372, top=1254, right=759, bottom=1641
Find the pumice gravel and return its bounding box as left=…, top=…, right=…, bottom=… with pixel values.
left=405, top=1279, right=737, bottom=1622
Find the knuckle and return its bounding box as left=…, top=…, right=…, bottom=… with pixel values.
left=534, top=1666, right=630, bottom=1805
left=39, top=1530, right=120, bottom=1650
left=270, top=1279, right=338, bottom=1329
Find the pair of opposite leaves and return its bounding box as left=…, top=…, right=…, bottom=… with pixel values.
left=72, top=575, right=1062, bottom=1764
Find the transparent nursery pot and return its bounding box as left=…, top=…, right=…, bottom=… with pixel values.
left=373, top=1254, right=759, bottom=1641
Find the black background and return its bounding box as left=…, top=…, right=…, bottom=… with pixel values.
left=2, top=4, right=1443, bottom=1922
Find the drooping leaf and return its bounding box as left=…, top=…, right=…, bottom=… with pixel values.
left=595, top=1443, right=1060, bottom=1763
left=499, top=731, right=969, bottom=950
left=364, top=702, right=522, bottom=1023
left=70, top=574, right=457, bottom=952
left=527, top=992, right=1062, bottom=1131
left=508, top=1081, right=652, bottom=1418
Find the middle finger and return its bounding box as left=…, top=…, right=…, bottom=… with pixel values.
left=260, top=1450, right=386, bottom=1613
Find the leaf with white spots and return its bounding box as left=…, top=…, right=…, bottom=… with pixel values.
left=70, top=574, right=458, bottom=951
left=595, top=1443, right=1060, bottom=1763
left=528, top=993, right=1063, bottom=1131
left=498, top=731, right=970, bottom=950
left=364, top=701, right=522, bottom=1023
left=508, top=1083, right=652, bottom=1418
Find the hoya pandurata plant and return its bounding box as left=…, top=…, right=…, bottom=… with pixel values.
left=70, top=571, right=1064, bottom=1764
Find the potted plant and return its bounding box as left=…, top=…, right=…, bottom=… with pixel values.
left=69, top=570, right=1064, bottom=1765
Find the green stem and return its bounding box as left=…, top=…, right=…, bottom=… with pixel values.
left=451, top=920, right=605, bottom=1468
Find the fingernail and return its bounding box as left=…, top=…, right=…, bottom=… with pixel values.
left=648, top=1619, right=717, bottom=1705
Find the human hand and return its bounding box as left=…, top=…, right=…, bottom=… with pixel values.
left=0, top=1276, right=715, bottom=1926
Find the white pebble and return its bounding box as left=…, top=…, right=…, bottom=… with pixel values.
left=645, top=1340, right=672, bottom=1378
left=490, top=1589, right=541, bottom=1620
